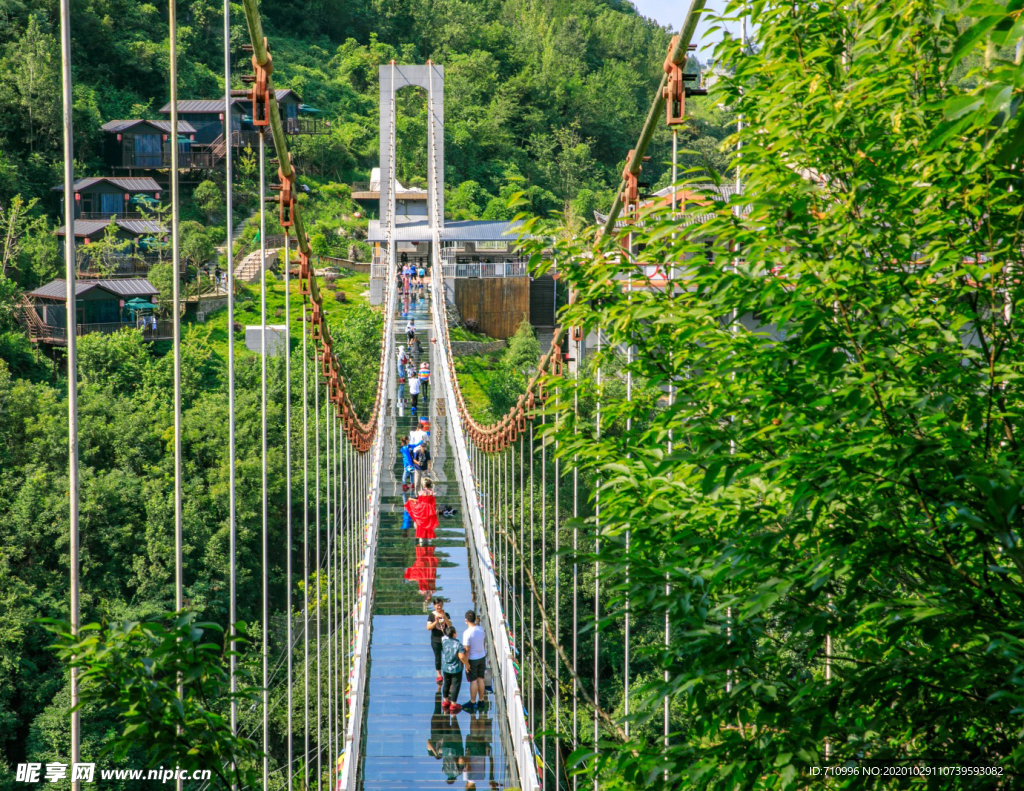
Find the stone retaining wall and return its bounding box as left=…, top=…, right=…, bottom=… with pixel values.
left=450, top=340, right=506, bottom=356
left=196, top=296, right=229, bottom=322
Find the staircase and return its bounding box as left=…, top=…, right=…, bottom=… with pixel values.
left=233, top=248, right=279, bottom=284
left=529, top=274, right=556, bottom=329
left=16, top=299, right=46, bottom=342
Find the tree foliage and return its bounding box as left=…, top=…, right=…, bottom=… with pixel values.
left=520, top=0, right=1024, bottom=787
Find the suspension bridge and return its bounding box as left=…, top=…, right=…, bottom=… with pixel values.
left=50, top=0, right=710, bottom=789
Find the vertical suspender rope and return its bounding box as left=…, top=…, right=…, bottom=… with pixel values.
left=663, top=126, right=679, bottom=774
left=168, top=9, right=184, bottom=791
left=223, top=0, right=239, bottom=772
left=725, top=7, right=747, bottom=700
left=529, top=420, right=536, bottom=734
left=625, top=280, right=632, bottom=739
left=541, top=410, right=547, bottom=777
left=315, top=372, right=323, bottom=790
left=572, top=329, right=580, bottom=791
left=336, top=420, right=343, bottom=732
left=519, top=434, right=525, bottom=680
left=554, top=383, right=561, bottom=788
left=504, top=449, right=510, bottom=628
left=303, top=282, right=310, bottom=791
left=331, top=410, right=337, bottom=780
left=259, top=128, right=269, bottom=791
left=337, top=418, right=343, bottom=731
left=58, top=1, right=79, bottom=784
left=285, top=234, right=294, bottom=791
left=325, top=390, right=333, bottom=791
left=593, top=331, right=601, bottom=791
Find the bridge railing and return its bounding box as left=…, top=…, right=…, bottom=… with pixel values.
left=430, top=255, right=542, bottom=791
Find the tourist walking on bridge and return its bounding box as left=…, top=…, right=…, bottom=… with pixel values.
left=405, top=478, right=438, bottom=544
left=441, top=625, right=467, bottom=713
left=409, top=372, right=421, bottom=417
left=400, top=436, right=414, bottom=490
left=426, top=598, right=452, bottom=684
left=462, top=611, right=487, bottom=712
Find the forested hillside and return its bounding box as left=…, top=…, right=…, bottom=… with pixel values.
left=0, top=1, right=733, bottom=785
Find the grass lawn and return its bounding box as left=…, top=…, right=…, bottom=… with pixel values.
left=200, top=269, right=373, bottom=366
left=449, top=325, right=497, bottom=342
left=453, top=349, right=506, bottom=423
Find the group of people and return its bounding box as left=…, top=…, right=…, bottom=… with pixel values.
left=400, top=260, right=429, bottom=295
left=428, top=600, right=489, bottom=715
left=397, top=342, right=429, bottom=416
left=134, top=313, right=159, bottom=332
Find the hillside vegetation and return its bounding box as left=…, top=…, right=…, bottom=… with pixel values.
left=0, top=1, right=734, bottom=786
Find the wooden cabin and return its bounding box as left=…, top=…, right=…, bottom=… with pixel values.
left=100, top=120, right=197, bottom=171
left=24, top=278, right=170, bottom=345
left=52, top=176, right=161, bottom=220
left=158, top=89, right=325, bottom=148
left=56, top=218, right=169, bottom=278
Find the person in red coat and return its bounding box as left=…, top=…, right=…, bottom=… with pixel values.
left=405, top=479, right=439, bottom=544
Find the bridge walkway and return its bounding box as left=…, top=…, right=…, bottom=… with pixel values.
left=358, top=287, right=514, bottom=790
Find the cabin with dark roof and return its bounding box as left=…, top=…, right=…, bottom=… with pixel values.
left=56, top=218, right=169, bottom=278
left=23, top=278, right=170, bottom=345
left=100, top=120, right=198, bottom=171
left=157, top=89, right=326, bottom=148
left=52, top=176, right=162, bottom=220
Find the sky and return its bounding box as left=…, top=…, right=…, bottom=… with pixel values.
left=630, top=0, right=736, bottom=59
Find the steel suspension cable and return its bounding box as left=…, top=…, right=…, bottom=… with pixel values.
left=285, top=233, right=294, bottom=791
left=259, top=127, right=269, bottom=791
left=58, top=0, right=80, bottom=783
left=315, top=368, right=322, bottom=791
left=665, top=126, right=678, bottom=778
left=303, top=278, right=310, bottom=791
left=572, top=329, right=580, bottom=791
left=325, top=390, right=333, bottom=791
left=554, top=385, right=561, bottom=788
left=625, top=278, right=632, bottom=739
left=594, top=331, right=601, bottom=791
left=529, top=420, right=536, bottom=735
left=168, top=7, right=185, bottom=791
left=223, top=0, right=239, bottom=774
left=519, top=434, right=525, bottom=683
left=541, top=409, right=547, bottom=777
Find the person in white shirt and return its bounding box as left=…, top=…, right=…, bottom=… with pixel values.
left=462, top=610, right=487, bottom=712
left=409, top=372, right=421, bottom=416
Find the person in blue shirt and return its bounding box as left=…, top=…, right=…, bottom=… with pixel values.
left=441, top=625, right=468, bottom=713
left=400, top=436, right=415, bottom=491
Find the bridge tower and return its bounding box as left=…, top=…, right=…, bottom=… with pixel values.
left=370, top=63, right=444, bottom=305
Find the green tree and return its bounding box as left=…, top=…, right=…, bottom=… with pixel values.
left=192, top=180, right=222, bottom=224
left=179, top=221, right=215, bottom=270
left=4, top=14, right=60, bottom=153
left=44, top=614, right=260, bottom=789
left=525, top=0, right=1024, bottom=787
left=77, top=329, right=150, bottom=394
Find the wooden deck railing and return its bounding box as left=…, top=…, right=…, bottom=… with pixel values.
left=36, top=320, right=175, bottom=345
